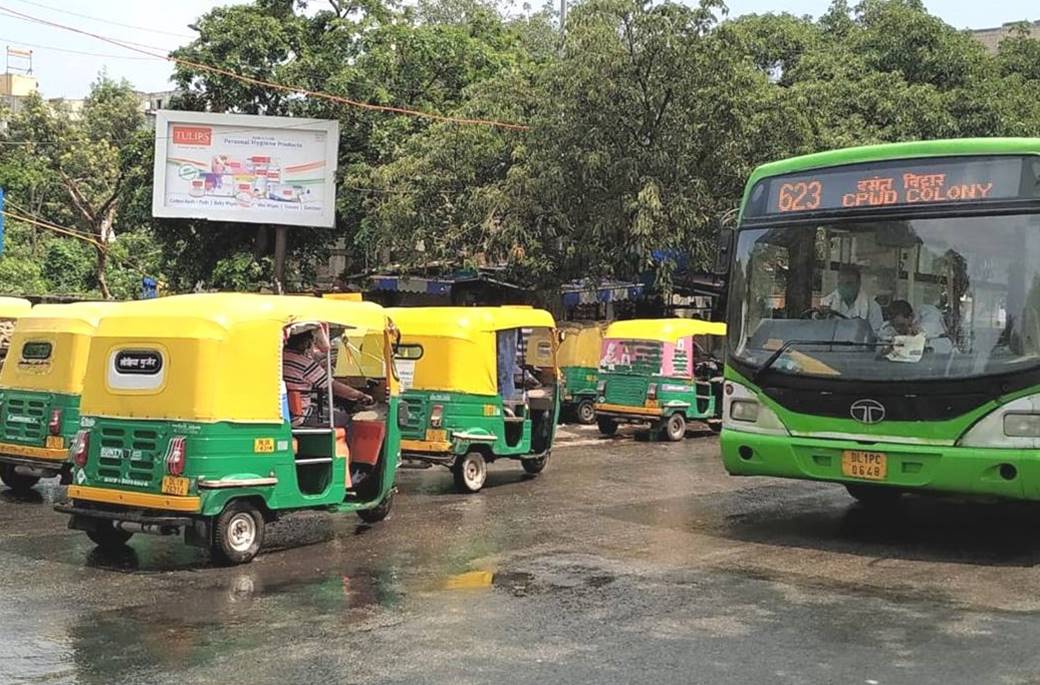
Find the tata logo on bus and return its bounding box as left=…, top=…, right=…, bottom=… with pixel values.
left=172, top=126, right=212, bottom=147
left=850, top=399, right=886, bottom=424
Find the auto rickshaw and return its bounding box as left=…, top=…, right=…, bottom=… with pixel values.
left=388, top=306, right=560, bottom=493
left=0, top=302, right=119, bottom=494
left=557, top=321, right=606, bottom=424
left=0, top=296, right=34, bottom=368
left=55, top=293, right=401, bottom=565
left=594, top=318, right=727, bottom=441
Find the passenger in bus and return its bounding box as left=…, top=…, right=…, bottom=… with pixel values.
left=820, top=264, right=883, bottom=331
left=879, top=300, right=952, bottom=353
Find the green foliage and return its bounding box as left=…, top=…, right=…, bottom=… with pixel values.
left=6, top=0, right=1040, bottom=298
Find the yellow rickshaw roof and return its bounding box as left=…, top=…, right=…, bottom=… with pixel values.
left=14, top=301, right=122, bottom=334
left=99, top=293, right=389, bottom=334
left=604, top=318, right=726, bottom=343
left=388, top=306, right=557, bottom=339
left=0, top=297, right=32, bottom=318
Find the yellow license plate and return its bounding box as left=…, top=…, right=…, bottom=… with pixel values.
left=425, top=429, right=447, bottom=443
left=45, top=435, right=64, bottom=450
left=161, top=476, right=190, bottom=496
left=842, top=450, right=887, bottom=481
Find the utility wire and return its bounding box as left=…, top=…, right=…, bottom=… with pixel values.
left=0, top=36, right=156, bottom=60
left=6, top=0, right=195, bottom=40
left=0, top=5, right=530, bottom=132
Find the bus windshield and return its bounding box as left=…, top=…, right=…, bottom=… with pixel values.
left=727, top=213, right=1040, bottom=381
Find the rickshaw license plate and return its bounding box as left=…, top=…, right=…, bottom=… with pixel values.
left=426, top=429, right=447, bottom=443
left=842, top=450, right=887, bottom=481
left=45, top=436, right=64, bottom=449
left=161, top=476, right=190, bottom=496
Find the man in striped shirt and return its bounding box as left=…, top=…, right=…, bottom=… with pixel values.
left=283, top=329, right=372, bottom=427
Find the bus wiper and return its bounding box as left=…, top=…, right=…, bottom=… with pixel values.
left=752, top=339, right=882, bottom=383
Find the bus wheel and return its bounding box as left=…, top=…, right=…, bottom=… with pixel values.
left=576, top=400, right=596, bottom=425
left=212, top=501, right=265, bottom=565
left=661, top=413, right=687, bottom=442
left=86, top=522, right=133, bottom=550
left=597, top=417, right=618, bottom=436
left=453, top=452, right=487, bottom=493
left=0, top=464, right=40, bottom=494
left=845, top=484, right=902, bottom=507
left=522, top=453, right=549, bottom=475
left=358, top=489, right=395, bottom=524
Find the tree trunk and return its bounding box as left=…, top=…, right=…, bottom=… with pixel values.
left=95, top=244, right=111, bottom=299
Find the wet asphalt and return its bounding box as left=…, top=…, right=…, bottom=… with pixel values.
left=5, top=426, right=1040, bottom=684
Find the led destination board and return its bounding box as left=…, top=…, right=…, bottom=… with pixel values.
left=745, top=156, right=1036, bottom=219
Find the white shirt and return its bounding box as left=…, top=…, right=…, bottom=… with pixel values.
left=820, top=289, right=883, bottom=331
left=878, top=304, right=952, bottom=353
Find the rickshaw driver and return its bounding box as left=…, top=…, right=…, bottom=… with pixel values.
left=283, top=329, right=373, bottom=427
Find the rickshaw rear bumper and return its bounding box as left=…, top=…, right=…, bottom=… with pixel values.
left=55, top=501, right=210, bottom=543
left=595, top=403, right=664, bottom=423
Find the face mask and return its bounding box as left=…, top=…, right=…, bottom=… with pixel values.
left=838, top=284, right=858, bottom=303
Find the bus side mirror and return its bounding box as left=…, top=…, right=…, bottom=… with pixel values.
left=713, top=228, right=734, bottom=277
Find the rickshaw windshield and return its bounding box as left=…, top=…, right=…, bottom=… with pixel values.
left=599, top=337, right=694, bottom=378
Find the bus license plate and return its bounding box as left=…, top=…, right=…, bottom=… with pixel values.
left=842, top=450, right=887, bottom=481
left=161, top=476, right=190, bottom=496
left=45, top=435, right=64, bottom=450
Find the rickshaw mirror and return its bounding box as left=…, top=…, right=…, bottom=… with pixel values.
left=557, top=330, right=567, bottom=343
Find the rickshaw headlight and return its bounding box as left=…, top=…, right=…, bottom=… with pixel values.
left=596, top=380, right=606, bottom=393
left=429, top=404, right=444, bottom=429
left=49, top=408, right=63, bottom=436
left=646, top=383, right=657, bottom=400
left=165, top=436, right=187, bottom=476
left=70, top=430, right=89, bottom=467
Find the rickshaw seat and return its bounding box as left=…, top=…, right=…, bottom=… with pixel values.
left=335, top=428, right=349, bottom=458
left=348, top=420, right=384, bottom=466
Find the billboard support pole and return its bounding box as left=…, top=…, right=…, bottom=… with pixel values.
left=273, top=225, right=287, bottom=294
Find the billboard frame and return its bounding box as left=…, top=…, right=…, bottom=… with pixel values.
left=151, top=110, right=340, bottom=228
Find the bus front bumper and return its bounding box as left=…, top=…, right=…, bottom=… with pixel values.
left=721, top=430, right=1040, bottom=500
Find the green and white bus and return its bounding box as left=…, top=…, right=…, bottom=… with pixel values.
left=720, top=139, right=1040, bottom=504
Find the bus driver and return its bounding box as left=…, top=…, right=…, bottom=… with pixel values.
left=819, top=264, right=883, bottom=332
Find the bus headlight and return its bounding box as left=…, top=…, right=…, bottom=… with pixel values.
left=723, top=381, right=789, bottom=436
left=729, top=400, right=760, bottom=423
left=958, top=394, right=1040, bottom=447
left=1004, top=413, right=1040, bottom=437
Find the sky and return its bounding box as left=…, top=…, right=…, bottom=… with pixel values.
left=0, top=0, right=1037, bottom=98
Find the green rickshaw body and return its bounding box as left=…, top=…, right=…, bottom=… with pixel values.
left=557, top=322, right=605, bottom=423
left=388, top=307, right=561, bottom=492
left=55, top=294, right=402, bottom=564
left=722, top=138, right=1040, bottom=502
left=0, top=303, right=119, bottom=491
left=594, top=319, right=727, bottom=440
left=562, top=365, right=599, bottom=401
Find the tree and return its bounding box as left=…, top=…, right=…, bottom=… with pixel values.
left=1, top=77, right=148, bottom=297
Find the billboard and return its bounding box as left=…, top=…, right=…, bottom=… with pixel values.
left=151, top=111, right=339, bottom=228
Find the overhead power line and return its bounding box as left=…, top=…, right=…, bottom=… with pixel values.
left=0, top=36, right=156, bottom=60
left=6, top=0, right=195, bottom=40
left=0, top=5, right=530, bottom=132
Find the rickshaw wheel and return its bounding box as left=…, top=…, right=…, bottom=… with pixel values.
left=576, top=400, right=596, bottom=425
left=522, top=453, right=549, bottom=474
left=453, top=452, right=487, bottom=493
left=86, top=522, right=133, bottom=550
left=0, top=464, right=40, bottom=494
left=596, top=417, right=618, bottom=436
left=661, top=413, right=687, bottom=442
left=357, top=489, right=395, bottom=524
left=212, top=501, right=265, bottom=565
